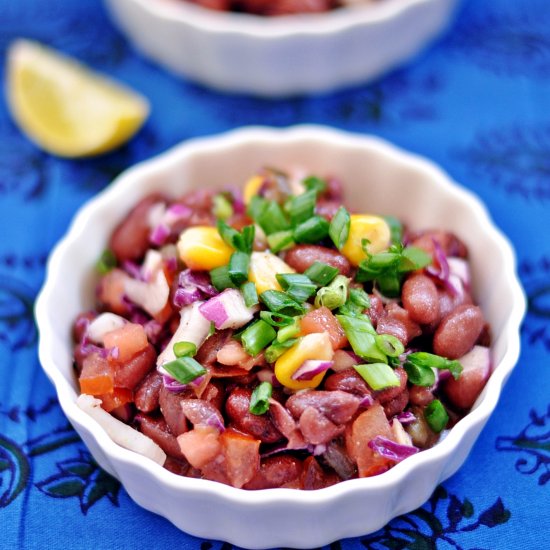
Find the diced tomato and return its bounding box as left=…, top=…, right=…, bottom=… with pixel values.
left=220, top=429, right=260, bottom=489
left=98, top=387, right=133, bottom=412
left=114, top=344, right=156, bottom=391
left=79, top=353, right=114, bottom=395
left=345, top=402, right=394, bottom=478
left=103, top=323, right=148, bottom=362
left=300, top=306, right=348, bottom=350
left=177, top=425, right=221, bottom=469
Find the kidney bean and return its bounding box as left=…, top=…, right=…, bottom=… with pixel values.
left=402, top=273, right=440, bottom=325
left=244, top=455, right=303, bottom=490
left=134, top=370, right=163, bottom=413
left=366, top=294, right=384, bottom=327
left=324, top=368, right=371, bottom=398
left=321, top=439, right=357, bottom=480
left=323, top=177, right=344, bottom=202
left=109, top=194, right=165, bottom=262
left=225, top=387, right=283, bottom=444
left=286, top=390, right=360, bottom=425
left=382, top=388, right=409, bottom=418
left=301, top=456, right=340, bottom=490
left=113, top=343, right=156, bottom=390
left=315, top=200, right=341, bottom=221
left=374, top=368, right=407, bottom=404
left=201, top=380, right=225, bottom=412
left=163, top=456, right=190, bottom=477
left=265, top=0, right=333, bottom=15
left=376, top=303, right=422, bottom=346
left=433, top=304, right=485, bottom=359
left=180, top=399, right=224, bottom=429
left=190, top=0, right=231, bottom=10
left=195, top=329, right=233, bottom=367
left=159, top=385, right=194, bottom=436
left=284, top=244, right=351, bottom=276
left=410, top=230, right=468, bottom=259
left=299, top=406, right=344, bottom=445
left=135, top=413, right=186, bottom=460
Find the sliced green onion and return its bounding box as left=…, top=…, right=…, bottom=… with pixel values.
left=276, top=319, right=301, bottom=343
left=405, top=352, right=463, bottom=380
left=173, top=341, right=197, bottom=358
left=276, top=273, right=316, bottom=303
left=399, top=246, right=432, bottom=272
left=265, top=338, right=298, bottom=363
left=287, top=189, right=317, bottom=226
left=240, top=319, right=277, bottom=357
left=424, top=399, right=449, bottom=433
left=375, top=334, right=404, bottom=358
left=257, top=201, right=290, bottom=235
left=228, top=251, right=250, bottom=286
left=163, top=356, right=206, bottom=385
left=217, top=220, right=255, bottom=254
left=96, top=249, right=117, bottom=275
left=260, top=310, right=295, bottom=327
left=210, top=265, right=236, bottom=291
left=249, top=381, right=273, bottom=415
left=302, top=175, right=327, bottom=194
left=383, top=215, right=403, bottom=245
left=213, top=193, right=233, bottom=220
left=377, top=273, right=402, bottom=297
left=349, top=287, right=370, bottom=309
left=315, top=275, right=349, bottom=310
left=293, top=215, right=330, bottom=244
left=328, top=206, right=350, bottom=250
left=247, top=196, right=268, bottom=222
left=217, top=219, right=240, bottom=248
left=304, top=261, right=339, bottom=287
left=336, top=314, right=387, bottom=363
left=403, top=361, right=436, bottom=387
left=260, top=290, right=305, bottom=316
left=267, top=230, right=295, bottom=253
left=241, top=281, right=258, bottom=308
left=354, top=363, right=400, bottom=391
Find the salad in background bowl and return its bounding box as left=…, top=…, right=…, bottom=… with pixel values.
left=104, top=0, right=461, bottom=96
left=36, top=126, right=524, bottom=548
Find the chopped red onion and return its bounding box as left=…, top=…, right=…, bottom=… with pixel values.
left=162, top=374, right=188, bottom=393
left=180, top=399, right=225, bottom=432
left=224, top=186, right=245, bottom=215
left=108, top=346, right=120, bottom=360
left=199, top=288, right=255, bottom=330
left=368, top=435, right=419, bottom=462
left=291, top=360, right=333, bottom=381
left=149, top=223, right=170, bottom=246
left=173, top=286, right=203, bottom=308
left=164, top=203, right=192, bottom=223
left=395, top=411, right=416, bottom=425
left=359, top=394, right=374, bottom=408
left=122, top=260, right=144, bottom=281
left=179, top=269, right=218, bottom=297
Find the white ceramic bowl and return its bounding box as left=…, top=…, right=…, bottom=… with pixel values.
left=104, top=0, right=460, bottom=96
left=36, top=126, right=525, bottom=548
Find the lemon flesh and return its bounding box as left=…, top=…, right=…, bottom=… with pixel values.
left=6, top=40, right=149, bottom=157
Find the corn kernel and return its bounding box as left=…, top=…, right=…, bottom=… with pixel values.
left=248, top=251, right=295, bottom=294
left=340, top=214, right=391, bottom=267
left=275, top=332, right=334, bottom=390
left=177, top=226, right=233, bottom=271
left=244, top=175, right=264, bottom=204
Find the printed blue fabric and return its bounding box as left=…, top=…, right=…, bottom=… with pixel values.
left=0, top=0, right=548, bottom=548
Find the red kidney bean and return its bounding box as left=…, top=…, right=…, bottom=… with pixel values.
left=382, top=388, right=409, bottom=418
left=225, top=387, right=283, bottom=444
left=433, top=304, right=485, bottom=359
left=324, top=369, right=371, bottom=398
left=366, top=294, right=384, bottom=327
left=299, top=406, right=344, bottom=445
left=195, top=329, right=233, bottom=367
left=286, top=390, right=360, bottom=425
left=410, top=230, right=468, bottom=259
left=315, top=200, right=341, bottom=221
left=163, top=456, right=190, bottom=477
left=409, top=385, right=435, bottom=407
left=134, top=370, right=163, bottom=413
left=201, top=380, right=225, bottom=412
left=284, top=245, right=351, bottom=276
left=323, top=177, right=344, bottom=202
left=135, top=413, right=186, bottom=460
left=113, top=344, right=156, bottom=390
left=159, top=385, right=194, bottom=436
left=402, top=273, right=440, bottom=325
left=191, top=0, right=231, bottom=10
left=109, top=194, right=165, bottom=262
left=374, top=368, right=407, bottom=404
left=322, top=439, right=357, bottom=480
left=301, top=456, right=340, bottom=490
left=244, top=455, right=303, bottom=490
left=376, top=303, right=422, bottom=346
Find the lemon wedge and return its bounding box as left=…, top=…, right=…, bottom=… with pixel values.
left=6, top=40, right=150, bottom=157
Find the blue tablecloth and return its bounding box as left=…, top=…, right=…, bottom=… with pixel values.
left=1, top=0, right=548, bottom=548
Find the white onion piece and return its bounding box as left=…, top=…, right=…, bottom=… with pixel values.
left=391, top=418, right=414, bottom=447
left=124, top=270, right=170, bottom=317
left=447, top=257, right=471, bottom=288
left=147, top=201, right=166, bottom=229
left=86, top=313, right=126, bottom=344
left=157, top=301, right=211, bottom=367
left=199, top=288, right=256, bottom=330
left=141, top=249, right=163, bottom=282
left=76, top=394, right=166, bottom=465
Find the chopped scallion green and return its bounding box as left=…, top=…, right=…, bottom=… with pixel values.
left=375, top=334, right=404, bottom=358
left=293, top=215, right=330, bottom=244
left=96, top=249, right=117, bottom=275
left=249, top=381, right=273, bottom=415
left=304, top=261, right=339, bottom=287
left=328, top=206, right=350, bottom=250
left=405, top=352, right=463, bottom=380
left=212, top=193, right=234, bottom=221
left=267, top=230, right=295, bottom=253
left=210, top=265, right=236, bottom=291
left=247, top=196, right=268, bottom=222
left=260, top=310, right=295, bottom=327
left=287, top=189, right=317, bottom=226
left=383, top=215, right=403, bottom=245
left=173, top=341, right=197, bottom=358
left=241, top=281, right=258, bottom=308
left=424, top=399, right=449, bottom=433
left=276, top=273, right=316, bottom=303
left=240, top=319, right=277, bottom=357
left=315, top=274, right=349, bottom=310
left=354, top=363, right=400, bottom=391
left=265, top=338, right=298, bottom=363
left=257, top=201, right=290, bottom=235
left=302, top=175, right=327, bottom=194
left=228, top=251, right=250, bottom=286
left=163, top=356, right=206, bottom=385
left=260, top=290, right=305, bottom=316
left=336, top=314, right=387, bottom=363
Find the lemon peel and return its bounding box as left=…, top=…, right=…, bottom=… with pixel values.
left=6, top=39, right=150, bottom=157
